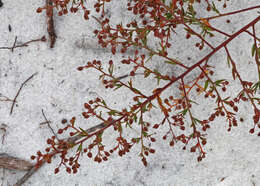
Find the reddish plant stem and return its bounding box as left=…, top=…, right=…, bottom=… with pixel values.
left=79, top=13, right=259, bottom=147
left=252, top=24, right=260, bottom=81
left=92, top=65, right=148, bottom=98
left=245, top=30, right=260, bottom=41
left=205, top=5, right=260, bottom=20
left=224, top=46, right=258, bottom=111
left=72, top=115, right=126, bottom=146
left=39, top=13, right=260, bottom=172
left=181, top=77, right=205, bottom=155
left=150, top=16, right=260, bottom=102
left=206, top=24, right=231, bottom=37
left=181, top=20, right=215, bottom=50
left=93, top=18, right=188, bottom=70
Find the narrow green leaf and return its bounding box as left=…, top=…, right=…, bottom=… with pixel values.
left=113, top=83, right=123, bottom=91
left=232, top=67, right=236, bottom=80
left=214, top=79, right=225, bottom=86
left=144, top=69, right=151, bottom=78
left=165, top=13, right=173, bottom=19
left=164, top=60, right=176, bottom=66
left=227, top=55, right=231, bottom=68
left=189, top=99, right=198, bottom=105
left=77, top=143, right=82, bottom=152
left=108, top=110, right=117, bottom=116
left=101, top=100, right=107, bottom=107
left=108, top=64, right=114, bottom=75
left=128, top=79, right=133, bottom=88
left=182, top=109, right=188, bottom=116
left=193, top=118, right=201, bottom=124
left=97, top=132, right=103, bottom=139
left=141, top=102, right=148, bottom=113
left=132, top=87, right=142, bottom=95
left=252, top=44, right=256, bottom=57
left=142, top=131, right=148, bottom=137
left=204, top=80, right=209, bottom=90
left=79, top=127, right=89, bottom=136
left=211, top=2, right=220, bottom=14
left=133, top=114, right=137, bottom=122
left=223, top=96, right=230, bottom=101
left=251, top=81, right=260, bottom=93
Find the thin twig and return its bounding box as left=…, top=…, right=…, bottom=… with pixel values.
left=11, top=36, right=17, bottom=52
left=0, top=36, right=46, bottom=52
left=13, top=166, right=39, bottom=186
left=46, top=0, right=56, bottom=48
left=92, top=15, right=103, bottom=25
left=39, top=121, right=51, bottom=125
left=10, top=73, right=38, bottom=115
left=41, top=109, right=58, bottom=139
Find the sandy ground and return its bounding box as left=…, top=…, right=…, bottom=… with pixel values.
left=0, top=0, right=260, bottom=186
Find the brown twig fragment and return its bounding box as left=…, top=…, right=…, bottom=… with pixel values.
left=0, top=36, right=46, bottom=52
left=13, top=166, right=39, bottom=186
left=92, top=15, right=103, bottom=25
left=11, top=36, right=18, bottom=52
left=0, top=124, right=7, bottom=144
left=46, top=0, right=56, bottom=48
left=41, top=109, right=58, bottom=139
left=0, top=153, right=34, bottom=171
left=10, top=72, right=38, bottom=115
left=0, top=94, right=14, bottom=102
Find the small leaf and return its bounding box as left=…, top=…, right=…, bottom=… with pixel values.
left=164, top=60, right=176, bottom=66
left=193, top=118, right=201, bottom=124
left=141, top=103, right=147, bottom=113
left=128, top=79, right=133, bottom=88
left=108, top=63, right=114, bottom=75
left=134, top=138, right=140, bottom=143
left=227, top=55, right=231, bottom=68
left=144, top=69, right=151, bottom=78
left=223, top=96, right=231, bottom=101
left=204, top=80, right=209, bottom=91
left=211, top=2, right=220, bottom=14
left=77, top=143, right=83, bottom=152
left=189, top=99, right=198, bottom=105
left=97, top=132, right=103, bottom=139
left=113, top=83, right=123, bottom=91
left=251, top=81, right=260, bottom=93
left=101, top=100, right=107, bottom=107
left=165, top=13, right=173, bottom=19
left=79, top=127, right=89, bottom=136
left=147, top=102, right=154, bottom=111
left=214, top=79, right=225, bottom=86
left=181, top=109, right=188, bottom=116
left=133, top=114, right=137, bottom=122
left=252, top=44, right=256, bottom=57
left=232, top=67, right=236, bottom=80
left=108, top=110, right=119, bottom=116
